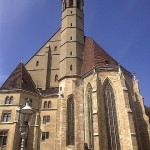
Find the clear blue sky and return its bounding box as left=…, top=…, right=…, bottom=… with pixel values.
left=0, top=0, right=150, bottom=106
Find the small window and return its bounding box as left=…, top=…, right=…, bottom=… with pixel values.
left=55, top=75, right=58, bottom=82
left=9, top=96, right=13, bottom=104
left=104, top=60, right=110, bottom=65
left=71, top=11, right=73, bottom=14
left=43, top=116, right=50, bottom=124
left=60, top=87, right=62, bottom=91
left=42, top=132, right=49, bottom=140
left=70, top=36, right=72, bottom=40
left=2, top=112, right=11, bottom=122
left=70, top=65, right=73, bottom=71
left=54, top=46, right=57, bottom=51
left=44, top=101, right=48, bottom=108
left=36, top=61, right=39, bottom=67
left=70, top=51, right=72, bottom=55
left=5, top=96, right=10, bottom=104
left=25, top=98, right=32, bottom=107
left=48, top=101, right=51, bottom=108
left=0, top=131, right=8, bottom=146
left=70, top=23, right=72, bottom=27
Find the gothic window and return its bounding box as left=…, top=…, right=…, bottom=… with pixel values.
left=1, top=111, right=11, bottom=122
left=63, top=0, right=67, bottom=10
left=36, top=61, right=39, bottom=67
left=0, top=131, right=8, bottom=146
left=44, top=101, right=48, bottom=108
left=55, top=75, right=58, bottom=82
left=48, top=101, right=51, bottom=108
left=42, top=132, right=49, bottom=140
left=69, top=0, right=73, bottom=7
left=104, top=81, right=120, bottom=150
left=66, top=97, right=75, bottom=146
left=87, top=84, right=94, bottom=150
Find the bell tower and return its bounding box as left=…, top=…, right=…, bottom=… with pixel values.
left=56, top=1, right=85, bottom=149
left=60, top=0, right=84, bottom=79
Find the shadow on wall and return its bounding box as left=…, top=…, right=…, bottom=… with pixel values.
left=135, top=93, right=150, bottom=150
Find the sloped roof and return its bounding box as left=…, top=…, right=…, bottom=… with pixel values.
left=81, top=37, right=119, bottom=75
left=0, top=62, right=39, bottom=94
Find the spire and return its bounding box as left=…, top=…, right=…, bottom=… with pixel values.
left=0, top=62, right=39, bottom=94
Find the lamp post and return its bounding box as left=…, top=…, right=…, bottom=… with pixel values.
left=17, top=99, right=35, bottom=150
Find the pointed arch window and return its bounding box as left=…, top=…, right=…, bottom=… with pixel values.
left=104, top=81, right=120, bottom=150
left=5, top=96, right=10, bottom=104
left=87, top=84, right=94, bottom=150
left=36, top=61, right=39, bottom=67
left=66, top=97, right=75, bottom=146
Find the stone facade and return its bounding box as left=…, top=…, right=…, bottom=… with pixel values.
left=0, top=0, right=150, bottom=150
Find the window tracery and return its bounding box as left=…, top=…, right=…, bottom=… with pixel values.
left=66, top=97, right=74, bottom=146
left=104, top=81, right=120, bottom=150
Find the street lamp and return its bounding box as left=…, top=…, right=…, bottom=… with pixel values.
left=17, top=99, right=35, bottom=150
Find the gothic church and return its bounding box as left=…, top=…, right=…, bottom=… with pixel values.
left=0, top=0, right=150, bottom=150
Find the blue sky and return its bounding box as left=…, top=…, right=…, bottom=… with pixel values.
left=0, top=0, right=150, bottom=106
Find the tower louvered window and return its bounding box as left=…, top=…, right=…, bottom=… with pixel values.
left=87, top=84, right=94, bottom=150
left=104, top=81, right=120, bottom=150
left=69, top=0, right=73, bottom=7
left=66, top=97, right=74, bottom=146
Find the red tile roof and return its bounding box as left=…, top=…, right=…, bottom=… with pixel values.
left=0, top=62, right=39, bottom=94
left=81, top=37, right=119, bottom=75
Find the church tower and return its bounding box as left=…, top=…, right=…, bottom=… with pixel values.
left=60, top=0, right=84, bottom=79
left=56, top=0, right=85, bottom=149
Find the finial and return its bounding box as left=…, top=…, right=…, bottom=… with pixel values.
left=21, top=56, right=24, bottom=63
left=133, top=72, right=137, bottom=81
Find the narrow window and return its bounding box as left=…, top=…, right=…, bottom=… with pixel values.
left=36, top=61, right=39, bottom=67
left=70, top=36, right=72, bottom=40
left=87, top=84, right=94, bottom=150
left=44, top=101, right=48, bottom=108
left=70, top=23, right=72, bottom=27
left=104, top=81, right=120, bottom=150
left=55, top=75, right=58, bottom=82
left=42, top=132, right=49, bottom=140
left=9, top=96, right=13, bottom=104
left=5, top=96, right=10, bottom=104
left=70, top=65, right=72, bottom=71
left=69, top=0, right=73, bottom=7
left=54, top=46, right=57, bottom=51
left=71, top=11, right=73, bottom=14
left=2, top=112, right=11, bottom=122
left=70, top=51, right=72, bottom=55
left=0, top=131, right=8, bottom=146
left=66, top=97, right=75, bottom=146
left=48, top=101, right=51, bottom=108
